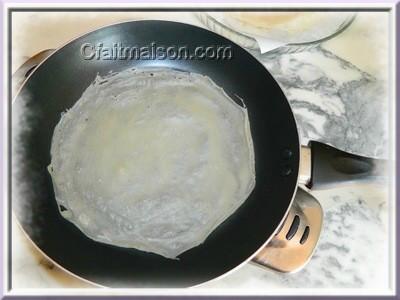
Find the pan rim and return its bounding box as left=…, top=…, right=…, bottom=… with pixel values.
left=11, top=19, right=301, bottom=289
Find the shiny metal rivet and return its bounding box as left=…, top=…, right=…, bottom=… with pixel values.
left=282, top=149, right=293, bottom=159
left=281, top=165, right=292, bottom=176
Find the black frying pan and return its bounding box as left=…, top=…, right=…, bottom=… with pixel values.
left=12, top=20, right=385, bottom=288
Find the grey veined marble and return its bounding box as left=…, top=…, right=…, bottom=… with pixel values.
left=254, top=47, right=389, bottom=159
left=199, top=187, right=389, bottom=290
left=198, top=47, right=390, bottom=291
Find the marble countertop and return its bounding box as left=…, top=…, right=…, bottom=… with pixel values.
left=11, top=11, right=392, bottom=294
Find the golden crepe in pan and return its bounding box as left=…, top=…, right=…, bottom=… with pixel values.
left=48, top=68, right=255, bottom=259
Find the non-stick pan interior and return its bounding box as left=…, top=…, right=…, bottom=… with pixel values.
left=12, top=21, right=300, bottom=287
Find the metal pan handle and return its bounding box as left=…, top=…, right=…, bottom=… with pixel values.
left=252, top=187, right=323, bottom=273
left=300, top=141, right=388, bottom=190
left=12, top=49, right=54, bottom=98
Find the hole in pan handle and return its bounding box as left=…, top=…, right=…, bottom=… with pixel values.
left=12, top=49, right=55, bottom=98
left=252, top=139, right=387, bottom=273
left=251, top=187, right=323, bottom=273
